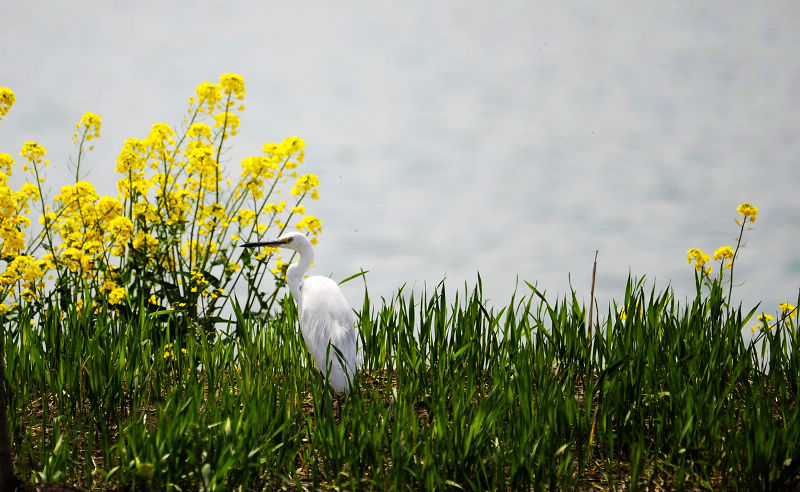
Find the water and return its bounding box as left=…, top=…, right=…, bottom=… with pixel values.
left=2, top=1, right=799, bottom=318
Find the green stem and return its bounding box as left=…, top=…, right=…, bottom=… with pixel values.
left=727, top=219, right=747, bottom=304
left=75, top=127, right=88, bottom=183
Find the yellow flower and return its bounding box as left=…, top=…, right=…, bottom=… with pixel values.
left=0, top=88, right=15, bottom=120
left=752, top=313, right=775, bottom=332
left=163, top=344, right=176, bottom=361
left=780, top=303, right=797, bottom=327
left=19, top=182, right=40, bottom=202
left=185, top=144, right=218, bottom=178
left=196, top=81, right=221, bottom=108
left=78, top=112, right=102, bottom=138
left=219, top=73, right=246, bottom=99
left=712, top=246, right=735, bottom=268
left=713, top=246, right=734, bottom=261
left=108, top=287, right=127, bottom=305
left=295, top=215, right=322, bottom=236
left=736, top=202, right=758, bottom=223
left=686, top=248, right=711, bottom=273
left=234, top=208, right=256, bottom=226
left=0, top=255, right=49, bottom=295
left=20, top=141, right=47, bottom=163
left=187, top=123, right=212, bottom=140
left=213, top=112, right=240, bottom=136
left=116, top=149, right=139, bottom=174
left=264, top=201, right=287, bottom=214
left=0, top=153, right=13, bottom=175
left=290, top=174, right=320, bottom=196
left=132, top=231, right=159, bottom=252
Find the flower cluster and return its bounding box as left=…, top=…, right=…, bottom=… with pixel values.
left=750, top=303, right=796, bottom=333
left=0, top=88, right=14, bottom=120
left=296, top=215, right=322, bottom=240
left=0, top=120, right=49, bottom=310
left=75, top=111, right=102, bottom=142
left=736, top=202, right=758, bottom=223
left=163, top=343, right=189, bottom=361
left=50, top=180, right=132, bottom=272
left=687, top=203, right=758, bottom=281
left=0, top=74, right=322, bottom=326
left=0, top=255, right=49, bottom=304
left=779, top=303, right=796, bottom=327
left=686, top=248, right=711, bottom=275
left=1, top=74, right=325, bottom=326
left=712, top=246, right=734, bottom=269
left=290, top=173, right=320, bottom=198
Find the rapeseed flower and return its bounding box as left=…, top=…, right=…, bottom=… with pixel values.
left=290, top=174, right=320, bottom=197
left=686, top=248, right=711, bottom=275
left=108, top=287, right=127, bottom=305
left=219, top=73, right=246, bottom=99
left=713, top=245, right=735, bottom=269
left=264, top=201, right=287, bottom=214
left=195, top=81, right=221, bottom=107
left=163, top=344, right=176, bottom=361
left=3, top=73, right=322, bottom=328
left=713, top=246, right=734, bottom=260
left=115, top=148, right=141, bottom=174
left=77, top=112, right=102, bottom=140
left=0, top=255, right=48, bottom=296
left=780, top=302, right=796, bottom=327
left=751, top=313, right=775, bottom=333
left=0, top=88, right=14, bottom=119
left=0, top=153, right=13, bottom=175
left=20, top=141, right=47, bottom=163
left=213, top=112, right=240, bottom=136
left=296, top=215, right=322, bottom=237
left=736, top=202, right=758, bottom=223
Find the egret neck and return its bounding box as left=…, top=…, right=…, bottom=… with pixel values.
left=286, top=240, right=314, bottom=301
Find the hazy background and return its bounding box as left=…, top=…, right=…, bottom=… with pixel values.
left=2, top=1, right=799, bottom=318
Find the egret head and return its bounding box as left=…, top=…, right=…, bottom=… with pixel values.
left=241, top=231, right=311, bottom=253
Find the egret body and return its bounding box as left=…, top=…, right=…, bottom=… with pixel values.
left=242, top=232, right=359, bottom=393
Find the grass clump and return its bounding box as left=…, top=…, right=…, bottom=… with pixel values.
left=5, top=272, right=799, bottom=490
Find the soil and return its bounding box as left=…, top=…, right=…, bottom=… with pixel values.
left=2, top=476, right=82, bottom=492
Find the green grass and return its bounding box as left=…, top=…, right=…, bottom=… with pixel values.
left=5, top=275, right=799, bottom=490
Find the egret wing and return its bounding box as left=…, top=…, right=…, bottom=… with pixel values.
left=298, top=276, right=359, bottom=392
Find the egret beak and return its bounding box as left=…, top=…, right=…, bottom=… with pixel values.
left=240, top=239, right=287, bottom=248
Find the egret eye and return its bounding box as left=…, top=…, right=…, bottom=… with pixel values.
left=286, top=237, right=293, bottom=243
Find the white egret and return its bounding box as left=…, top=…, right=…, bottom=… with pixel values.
left=242, top=232, right=360, bottom=393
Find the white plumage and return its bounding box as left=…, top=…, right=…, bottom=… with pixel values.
left=242, top=232, right=360, bottom=393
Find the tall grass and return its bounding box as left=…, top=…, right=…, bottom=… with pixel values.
left=6, top=274, right=799, bottom=490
